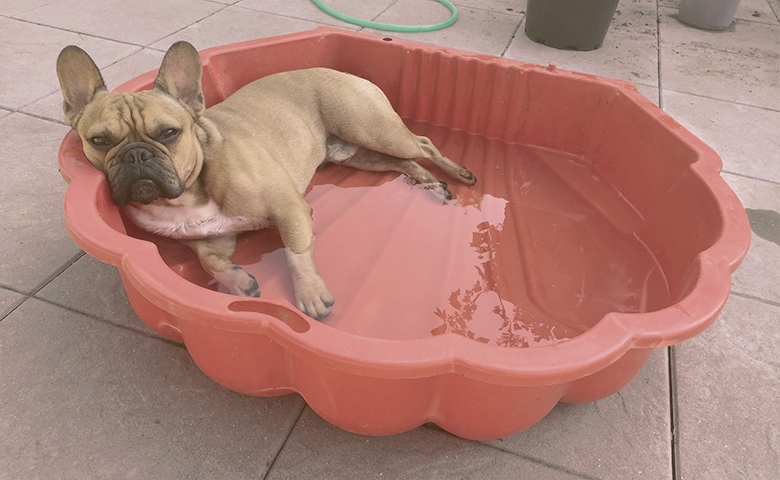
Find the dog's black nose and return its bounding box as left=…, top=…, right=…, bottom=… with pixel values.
left=122, top=147, right=154, bottom=165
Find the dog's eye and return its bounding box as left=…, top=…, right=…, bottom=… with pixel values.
left=89, top=136, right=110, bottom=148
left=159, top=128, right=180, bottom=142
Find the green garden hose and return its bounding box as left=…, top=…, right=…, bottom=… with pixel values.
left=311, top=0, right=458, bottom=32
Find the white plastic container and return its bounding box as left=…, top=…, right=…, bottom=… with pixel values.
left=679, top=0, right=743, bottom=30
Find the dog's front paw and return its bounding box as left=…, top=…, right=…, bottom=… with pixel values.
left=216, top=266, right=260, bottom=297
left=238, top=276, right=260, bottom=297
left=293, top=277, right=334, bottom=320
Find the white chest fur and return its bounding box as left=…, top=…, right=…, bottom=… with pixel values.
left=125, top=199, right=250, bottom=239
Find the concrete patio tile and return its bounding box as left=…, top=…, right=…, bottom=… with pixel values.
left=368, top=0, right=523, bottom=57
left=0, top=114, right=81, bottom=292
left=674, top=294, right=780, bottom=479
left=35, top=254, right=149, bottom=334
left=0, top=17, right=138, bottom=110
left=0, top=287, right=26, bottom=320
left=24, top=47, right=167, bottom=123
left=267, top=408, right=585, bottom=480
left=150, top=5, right=326, bottom=51
left=0, top=108, right=11, bottom=120
left=484, top=349, right=672, bottom=479
left=15, top=0, right=224, bottom=47
left=723, top=173, right=780, bottom=303
left=238, top=0, right=382, bottom=29
left=658, top=6, right=780, bottom=110
left=662, top=90, right=780, bottom=183
left=659, top=0, right=780, bottom=26
left=0, top=298, right=305, bottom=479
left=728, top=0, right=779, bottom=24
left=771, top=0, right=780, bottom=19
left=504, top=0, right=659, bottom=88
left=0, top=0, right=57, bottom=17
left=460, top=0, right=526, bottom=14
left=636, top=84, right=661, bottom=107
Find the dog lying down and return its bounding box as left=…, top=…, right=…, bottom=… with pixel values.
left=56, top=41, right=476, bottom=320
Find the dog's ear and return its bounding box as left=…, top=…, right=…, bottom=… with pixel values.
left=56, top=45, right=107, bottom=127
left=154, top=41, right=205, bottom=118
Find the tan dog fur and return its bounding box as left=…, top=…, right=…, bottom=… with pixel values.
left=56, top=41, right=476, bottom=319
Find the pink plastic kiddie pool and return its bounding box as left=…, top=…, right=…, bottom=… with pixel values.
left=58, top=28, right=751, bottom=440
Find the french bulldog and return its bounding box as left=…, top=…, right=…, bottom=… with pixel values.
left=56, top=41, right=476, bottom=320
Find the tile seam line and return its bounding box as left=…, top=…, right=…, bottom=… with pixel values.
left=357, top=0, right=526, bottom=28
left=662, top=88, right=780, bottom=114
left=0, top=0, right=59, bottom=17
left=0, top=295, right=28, bottom=323
left=668, top=346, right=681, bottom=480
left=32, top=251, right=85, bottom=297
left=0, top=252, right=179, bottom=348
left=722, top=170, right=780, bottom=186
left=6, top=2, right=234, bottom=50
left=730, top=290, right=780, bottom=309
left=474, top=440, right=600, bottom=480
left=261, top=404, right=307, bottom=480
left=2, top=16, right=147, bottom=49
left=771, top=0, right=780, bottom=23
left=372, top=0, right=401, bottom=22
left=12, top=109, right=68, bottom=126
left=143, top=2, right=237, bottom=48
left=203, top=0, right=243, bottom=5
left=0, top=284, right=29, bottom=296
left=500, top=14, right=525, bottom=57
left=0, top=251, right=84, bottom=321
left=226, top=5, right=349, bottom=30
left=354, top=0, right=401, bottom=32
left=446, top=3, right=526, bottom=18
left=656, top=0, right=664, bottom=110
left=30, top=293, right=186, bottom=347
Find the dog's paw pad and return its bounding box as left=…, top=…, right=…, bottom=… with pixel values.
left=434, top=181, right=453, bottom=201
left=441, top=183, right=453, bottom=201
left=460, top=170, right=477, bottom=185
left=217, top=267, right=261, bottom=297
left=242, top=278, right=260, bottom=297
left=419, top=181, right=453, bottom=202
left=298, top=300, right=333, bottom=321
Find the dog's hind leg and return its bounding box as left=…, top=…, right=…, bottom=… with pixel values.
left=413, top=135, right=477, bottom=186
left=325, top=76, right=476, bottom=186
left=340, top=147, right=455, bottom=200
left=333, top=122, right=475, bottom=189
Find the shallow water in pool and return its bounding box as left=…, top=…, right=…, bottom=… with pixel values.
left=136, top=122, right=671, bottom=347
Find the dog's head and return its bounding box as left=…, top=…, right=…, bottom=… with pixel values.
left=57, top=41, right=206, bottom=206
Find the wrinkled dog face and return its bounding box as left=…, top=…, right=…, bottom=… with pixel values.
left=74, top=90, right=198, bottom=205
left=57, top=43, right=206, bottom=206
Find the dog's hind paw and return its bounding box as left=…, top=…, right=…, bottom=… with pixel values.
left=459, top=169, right=477, bottom=185
left=423, top=180, right=453, bottom=202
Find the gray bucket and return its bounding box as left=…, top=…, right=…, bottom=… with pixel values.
left=678, top=0, right=743, bottom=30
left=524, top=0, right=621, bottom=51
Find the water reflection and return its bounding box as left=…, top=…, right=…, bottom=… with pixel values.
left=431, top=218, right=567, bottom=348
left=433, top=221, right=531, bottom=346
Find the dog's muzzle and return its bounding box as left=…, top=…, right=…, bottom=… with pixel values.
left=107, top=142, right=185, bottom=206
